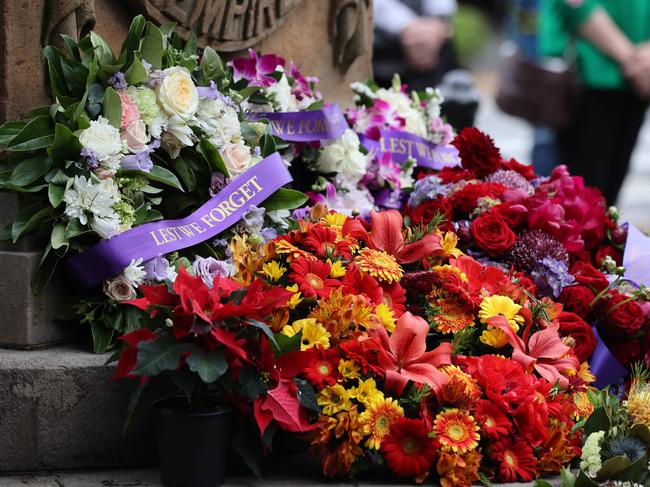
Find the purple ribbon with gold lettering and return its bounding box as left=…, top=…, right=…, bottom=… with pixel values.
left=359, top=129, right=461, bottom=170
left=67, top=152, right=292, bottom=288
left=590, top=327, right=628, bottom=389
left=246, top=104, right=349, bottom=142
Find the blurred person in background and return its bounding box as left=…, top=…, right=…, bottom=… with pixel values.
left=542, top=0, right=650, bottom=204
left=373, top=0, right=459, bottom=90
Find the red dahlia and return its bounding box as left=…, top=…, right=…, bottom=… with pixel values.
left=452, top=127, right=502, bottom=177
left=381, top=417, right=438, bottom=479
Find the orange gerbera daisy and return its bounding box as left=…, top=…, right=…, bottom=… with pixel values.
left=433, top=409, right=480, bottom=453
left=429, top=289, right=475, bottom=334
left=359, top=396, right=404, bottom=450
left=273, top=238, right=315, bottom=262
left=440, top=365, right=481, bottom=409
left=355, top=248, right=403, bottom=283
left=289, top=257, right=341, bottom=299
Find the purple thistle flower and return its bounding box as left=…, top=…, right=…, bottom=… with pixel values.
left=507, top=229, right=569, bottom=273
left=107, top=72, right=127, bottom=90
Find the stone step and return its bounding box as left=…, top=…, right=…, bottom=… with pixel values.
left=0, top=346, right=158, bottom=471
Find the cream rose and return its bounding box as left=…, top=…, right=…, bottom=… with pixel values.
left=104, top=275, right=137, bottom=301
left=157, top=67, right=199, bottom=120
left=122, top=119, right=149, bottom=152
left=221, top=143, right=251, bottom=178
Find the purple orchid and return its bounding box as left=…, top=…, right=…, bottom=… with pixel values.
left=229, top=49, right=285, bottom=87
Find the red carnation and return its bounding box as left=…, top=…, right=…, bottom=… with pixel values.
left=570, top=261, right=609, bottom=293
left=452, top=127, right=502, bottom=177
left=437, top=166, right=476, bottom=183
left=470, top=213, right=517, bottom=257
left=594, top=245, right=623, bottom=268
left=559, top=285, right=595, bottom=319
left=558, top=311, right=597, bottom=362
left=448, top=182, right=506, bottom=217
left=501, top=158, right=536, bottom=180
left=600, top=291, right=645, bottom=337
left=407, top=195, right=453, bottom=229
left=381, top=417, right=438, bottom=480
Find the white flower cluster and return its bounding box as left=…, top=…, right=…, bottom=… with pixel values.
left=317, top=129, right=369, bottom=185
left=63, top=176, right=121, bottom=239
left=579, top=431, right=606, bottom=478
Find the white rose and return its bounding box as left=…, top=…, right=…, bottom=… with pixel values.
left=317, top=129, right=368, bottom=183
left=103, top=275, right=137, bottom=301
left=121, top=119, right=149, bottom=152
left=157, top=67, right=199, bottom=120
left=221, top=143, right=251, bottom=178
left=79, top=116, right=122, bottom=162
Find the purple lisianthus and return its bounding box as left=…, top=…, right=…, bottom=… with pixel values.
left=229, top=49, right=285, bottom=87
left=197, top=81, right=237, bottom=109
left=192, top=256, right=234, bottom=288
left=107, top=71, right=127, bottom=90
left=531, top=257, right=575, bottom=298
left=80, top=148, right=100, bottom=170
left=143, top=255, right=176, bottom=282
left=209, top=172, right=228, bottom=197
left=120, top=139, right=160, bottom=173
left=260, top=227, right=277, bottom=242
left=408, top=175, right=448, bottom=208
left=242, top=205, right=265, bottom=232
left=145, top=69, right=165, bottom=88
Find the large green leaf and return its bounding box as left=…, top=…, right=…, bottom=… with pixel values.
left=170, top=157, right=197, bottom=192
left=132, top=336, right=194, bottom=376
left=121, top=166, right=184, bottom=191
left=197, top=139, right=229, bottom=176
left=12, top=204, right=52, bottom=242
left=48, top=183, right=65, bottom=208
left=0, top=121, right=26, bottom=146
left=31, top=245, right=60, bottom=295
left=584, top=406, right=610, bottom=437
left=596, top=455, right=631, bottom=480
left=186, top=348, right=228, bottom=383
left=200, top=47, right=225, bottom=84
left=89, top=31, right=116, bottom=66
left=102, top=86, right=122, bottom=129
left=0, top=182, right=47, bottom=193
left=7, top=157, right=53, bottom=186
left=119, top=15, right=146, bottom=66
left=140, top=22, right=163, bottom=69
left=6, top=116, right=54, bottom=152
left=59, top=56, right=89, bottom=98
left=60, top=34, right=81, bottom=61
left=262, top=189, right=308, bottom=211
left=50, top=222, right=69, bottom=251
left=49, top=124, right=82, bottom=163
left=125, top=54, right=148, bottom=85
left=91, top=322, right=115, bottom=354
left=42, top=46, right=68, bottom=99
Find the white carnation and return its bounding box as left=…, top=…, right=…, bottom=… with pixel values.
left=123, top=258, right=146, bottom=286
left=79, top=116, right=123, bottom=163
left=206, top=106, right=241, bottom=148
left=63, top=176, right=120, bottom=228
left=267, top=74, right=298, bottom=112
left=317, top=129, right=368, bottom=183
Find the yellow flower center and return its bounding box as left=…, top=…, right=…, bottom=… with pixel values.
left=505, top=452, right=515, bottom=467
left=318, top=364, right=330, bottom=375
left=305, top=272, right=324, bottom=289
left=447, top=423, right=468, bottom=442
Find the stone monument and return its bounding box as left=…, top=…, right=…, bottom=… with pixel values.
left=0, top=0, right=373, bottom=472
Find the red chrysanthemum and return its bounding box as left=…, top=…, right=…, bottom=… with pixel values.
left=490, top=437, right=538, bottom=482
left=303, top=348, right=341, bottom=389
left=559, top=285, right=595, bottom=319
left=452, top=127, right=502, bottom=177
left=381, top=417, right=438, bottom=479
left=448, top=182, right=506, bottom=217
left=289, top=257, right=341, bottom=299
left=475, top=399, right=511, bottom=440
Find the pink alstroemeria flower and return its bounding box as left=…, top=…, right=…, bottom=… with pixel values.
left=487, top=315, right=579, bottom=387
left=374, top=312, right=452, bottom=396
left=230, top=49, right=285, bottom=87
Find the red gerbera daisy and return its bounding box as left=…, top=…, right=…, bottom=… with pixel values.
left=475, top=400, right=511, bottom=440
left=289, top=257, right=341, bottom=299
left=303, top=348, right=340, bottom=389
left=490, top=437, right=538, bottom=482
left=381, top=417, right=438, bottom=480
left=380, top=282, right=407, bottom=316
left=301, top=225, right=340, bottom=257
left=342, top=265, right=383, bottom=304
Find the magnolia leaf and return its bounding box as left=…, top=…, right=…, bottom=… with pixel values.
left=90, top=31, right=116, bottom=66
left=197, top=139, right=229, bottom=177
left=170, top=157, right=197, bottom=192
left=49, top=124, right=82, bottom=163
left=48, top=184, right=66, bottom=208
left=0, top=121, right=26, bottom=146
left=50, top=223, right=69, bottom=251
left=140, top=22, right=163, bottom=69
left=12, top=204, right=52, bottom=242
left=186, top=348, right=228, bottom=383
left=59, top=56, right=89, bottom=97
left=31, top=245, right=60, bottom=295
left=118, top=16, right=145, bottom=66
left=121, top=166, right=184, bottom=191
left=262, top=189, right=308, bottom=211
left=260, top=134, right=275, bottom=157
left=8, top=156, right=52, bottom=186
left=132, top=336, right=193, bottom=377
left=630, top=422, right=650, bottom=444
left=125, top=54, right=148, bottom=85
left=584, top=406, right=610, bottom=437
left=91, top=321, right=115, bottom=354
left=0, top=182, right=47, bottom=193
left=6, top=116, right=55, bottom=152
left=102, top=87, right=122, bottom=129
left=200, top=47, right=225, bottom=84
left=60, top=34, right=80, bottom=60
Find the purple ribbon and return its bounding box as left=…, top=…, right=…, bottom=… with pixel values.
left=623, top=223, right=650, bottom=287
left=67, top=153, right=292, bottom=288
left=359, top=129, right=461, bottom=170
left=589, top=327, right=628, bottom=389
left=246, top=104, right=349, bottom=142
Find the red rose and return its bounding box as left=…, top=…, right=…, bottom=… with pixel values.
left=594, top=245, right=622, bottom=267
left=407, top=196, right=452, bottom=229
left=570, top=261, right=609, bottom=292
left=452, top=127, right=502, bottom=176
left=600, top=291, right=645, bottom=337
left=559, top=285, right=595, bottom=319
left=606, top=338, right=641, bottom=367
left=488, top=202, right=528, bottom=228
left=470, top=214, right=517, bottom=257
left=448, top=182, right=506, bottom=217
left=558, top=311, right=596, bottom=362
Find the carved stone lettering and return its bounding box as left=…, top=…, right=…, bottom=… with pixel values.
left=131, top=0, right=302, bottom=51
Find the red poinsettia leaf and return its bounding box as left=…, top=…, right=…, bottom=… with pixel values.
left=253, top=398, right=274, bottom=436
left=210, top=327, right=251, bottom=363
left=259, top=379, right=314, bottom=433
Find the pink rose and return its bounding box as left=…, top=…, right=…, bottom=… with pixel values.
left=221, top=143, right=251, bottom=178
left=122, top=119, right=149, bottom=152
left=118, top=91, right=141, bottom=129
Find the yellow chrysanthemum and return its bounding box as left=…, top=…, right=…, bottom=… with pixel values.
left=350, top=378, right=382, bottom=407
left=355, top=248, right=403, bottom=283
left=285, top=283, right=303, bottom=309
left=359, top=396, right=404, bottom=450
left=328, top=259, right=347, bottom=278
left=438, top=231, right=464, bottom=258
left=322, top=212, right=348, bottom=229
left=317, top=384, right=352, bottom=415
left=478, top=295, right=524, bottom=348
left=433, top=409, right=480, bottom=453
left=375, top=303, right=397, bottom=332
left=338, top=359, right=360, bottom=380
left=281, top=318, right=330, bottom=351
left=261, top=261, right=286, bottom=282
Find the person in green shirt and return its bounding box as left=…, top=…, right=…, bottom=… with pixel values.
left=540, top=0, right=650, bottom=204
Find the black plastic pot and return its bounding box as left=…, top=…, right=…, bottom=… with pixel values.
left=154, top=397, right=234, bottom=487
